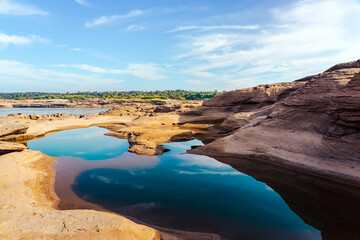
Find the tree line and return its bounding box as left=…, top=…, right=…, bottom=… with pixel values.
left=0, top=90, right=221, bottom=101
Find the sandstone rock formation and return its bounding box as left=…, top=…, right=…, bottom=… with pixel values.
left=0, top=141, right=27, bottom=154
left=103, top=114, right=208, bottom=155
left=0, top=98, right=201, bottom=110
left=0, top=124, right=28, bottom=138
left=189, top=59, right=360, bottom=186
left=178, top=80, right=308, bottom=144
left=328, top=72, right=360, bottom=137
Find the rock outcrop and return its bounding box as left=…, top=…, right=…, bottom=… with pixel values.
left=0, top=124, right=28, bottom=138
left=328, top=72, right=360, bottom=137
left=0, top=98, right=202, bottom=110
left=179, top=80, right=308, bottom=144
left=103, top=114, right=209, bottom=155
left=189, top=59, right=360, bottom=186
left=0, top=124, right=29, bottom=153
left=0, top=141, right=27, bottom=154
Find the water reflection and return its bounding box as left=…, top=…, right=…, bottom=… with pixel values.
left=29, top=127, right=129, bottom=160
left=28, top=127, right=325, bottom=240
left=212, top=157, right=360, bottom=240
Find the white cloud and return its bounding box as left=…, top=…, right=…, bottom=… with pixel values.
left=0, top=32, right=47, bottom=47
left=185, top=80, right=212, bottom=86
left=73, top=64, right=113, bottom=73
left=168, top=25, right=259, bottom=33
left=0, top=59, right=123, bottom=92
left=0, top=0, right=48, bottom=15
left=55, top=63, right=166, bottom=80
left=172, top=169, right=243, bottom=176
left=128, top=64, right=166, bottom=80
left=74, top=0, right=90, bottom=7
left=86, top=10, right=143, bottom=27
left=177, top=0, right=360, bottom=89
left=192, top=71, right=215, bottom=78
left=125, top=24, right=144, bottom=32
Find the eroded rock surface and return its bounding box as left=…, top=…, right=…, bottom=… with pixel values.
left=0, top=141, right=27, bottom=154
left=180, top=81, right=308, bottom=144
left=103, top=114, right=209, bottom=155
left=0, top=98, right=201, bottom=110
left=189, top=59, right=360, bottom=186
left=328, top=72, right=360, bottom=137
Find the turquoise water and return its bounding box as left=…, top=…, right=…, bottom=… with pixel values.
left=28, top=127, right=321, bottom=240
left=0, top=108, right=108, bottom=117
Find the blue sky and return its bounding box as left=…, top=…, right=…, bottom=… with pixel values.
left=1, top=0, right=360, bottom=92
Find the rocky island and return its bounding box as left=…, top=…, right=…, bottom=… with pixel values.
left=0, top=60, right=359, bottom=239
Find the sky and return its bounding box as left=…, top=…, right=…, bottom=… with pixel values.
left=0, top=0, right=360, bottom=92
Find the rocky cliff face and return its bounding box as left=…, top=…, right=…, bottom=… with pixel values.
left=328, top=72, right=360, bottom=137
left=180, top=81, right=308, bottom=143
left=189, top=59, right=360, bottom=186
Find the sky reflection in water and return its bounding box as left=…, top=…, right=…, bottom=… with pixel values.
left=28, top=127, right=321, bottom=240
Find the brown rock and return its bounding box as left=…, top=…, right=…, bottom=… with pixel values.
left=0, top=141, right=27, bottom=154
left=170, top=131, right=195, bottom=141
left=188, top=59, right=360, bottom=186
left=328, top=73, right=360, bottom=137
left=154, top=105, right=181, bottom=113
left=203, top=81, right=306, bottom=108
left=0, top=124, right=28, bottom=138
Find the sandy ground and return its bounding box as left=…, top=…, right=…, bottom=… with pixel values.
left=0, top=150, right=161, bottom=240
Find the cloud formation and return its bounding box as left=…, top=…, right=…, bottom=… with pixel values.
left=0, top=32, right=47, bottom=48
left=125, top=25, right=144, bottom=32
left=0, top=0, right=48, bottom=15
left=0, top=59, right=123, bottom=92
left=86, top=10, right=143, bottom=27
left=74, top=0, right=91, bottom=7
left=55, top=63, right=166, bottom=80
left=176, top=0, right=360, bottom=89
left=185, top=79, right=212, bottom=86
left=168, top=25, right=259, bottom=33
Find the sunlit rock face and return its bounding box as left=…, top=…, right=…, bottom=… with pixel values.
left=188, top=59, right=360, bottom=186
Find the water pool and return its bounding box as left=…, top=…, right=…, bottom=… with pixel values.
left=28, top=127, right=321, bottom=240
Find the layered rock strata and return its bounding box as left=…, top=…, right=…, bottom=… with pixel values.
left=188, top=60, right=360, bottom=186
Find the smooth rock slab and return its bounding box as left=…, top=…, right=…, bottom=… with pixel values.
left=0, top=141, right=27, bottom=154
